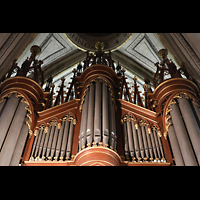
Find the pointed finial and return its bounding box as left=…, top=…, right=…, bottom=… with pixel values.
left=133, top=76, right=137, bottom=81
left=158, top=49, right=168, bottom=61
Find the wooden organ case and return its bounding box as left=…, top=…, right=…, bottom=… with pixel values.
left=0, top=44, right=200, bottom=166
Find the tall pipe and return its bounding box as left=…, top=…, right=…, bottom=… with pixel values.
left=94, top=80, right=101, bottom=144
left=141, top=126, right=149, bottom=159
left=0, top=100, right=27, bottom=165
left=80, top=90, right=89, bottom=149
left=131, top=121, right=140, bottom=159
left=34, top=128, right=43, bottom=158
left=50, top=126, right=60, bottom=159
left=126, top=121, right=134, bottom=157
left=170, top=103, right=197, bottom=166
left=46, top=125, right=56, bottom=158
left=42, top=126, right=51, bottom=159
left=137, top=126, right=144, bottom=159
left=0, top=94, right=20, bottom=150
left=177, top=95, right=200, bottom=164
left=167, top=119, right=184, bottom=166
left=150, top=128, right=158, bottom=159
left=192, top=101, right=200, bottom=124
left=86, top=84, right=94, bottom=146
left=156, top=130, right=165, bottom=160
left=145, top=126, right=153, bottom=160
left=153, top=129, right=161, bottom=159
left=10, top=117, right=29, bottom=166
left=38, top=128, right=47, bottom=158
left=55, top=121, right=65, bottom=159
left=123, top=122, right=129, bottom=159
left=102, top=82, right=109, bottom=146
left=0, top=98, right=7, bottom=116
left=60, top=120, right=69, bottom=159
left=108, top=90, right=116, bottom=149
left=66, top=121, right=74, bottom=159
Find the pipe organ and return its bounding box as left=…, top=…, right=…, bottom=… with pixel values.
left=79, top=79, right=117, bottom=151
left=0, top=92, right=30, bottom=166
left=0, top=43, right=200, bottom=166
left=30, top=114, right=75, bottom=161
left=121, top=114, right=165, bottom=163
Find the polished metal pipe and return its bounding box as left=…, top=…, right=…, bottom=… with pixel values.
left=66, top=121, right=74, bottom=159
left=94, top=80, right=101, bottom=144
left=86, top=84, right=95, bottom=146
left=102, top=82, right=109, bottom=146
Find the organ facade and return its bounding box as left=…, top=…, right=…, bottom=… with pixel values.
left=0, top=39, right=200, bottom=166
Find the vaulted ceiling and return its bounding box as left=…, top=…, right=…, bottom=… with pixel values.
left=1, top=33, right=200, bottom=89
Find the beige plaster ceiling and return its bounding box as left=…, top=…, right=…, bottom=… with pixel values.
left=16, top=33, right=180, bottom=83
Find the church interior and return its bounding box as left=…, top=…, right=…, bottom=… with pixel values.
left=0, top=33, right=200, bottom=166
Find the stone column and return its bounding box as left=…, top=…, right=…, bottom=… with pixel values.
left=94, top=80, right=101, bottom=144
left=170, top=103, right=197, bottom=166
left=167, top=119, right=184, bottom=166
left=177, top=95, right=200, bottom=164
left=0, top=100, right=27, bottom=166
left=0, top=94, right=20, bottom=149
left=86, top=84, right=94, bottom=146
left=102, top=82, right=109, bottom=146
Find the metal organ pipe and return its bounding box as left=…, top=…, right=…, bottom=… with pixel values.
left=177, top=95, right=200, bottom=164
left=167, top=119, right=184, bottom=166
left=60, top=120, right=70, bottom=159
left=122, top=114, right=166, bottom=162
left=123, top=122, right=129, bottom=159
left=10, top=117, right=29, bottom=166
left=55, top=121, right=65, bottom=159
left=94, top=80, right=101, bottom=144
left=126, top=121, right=134, bottom=158
left=0, top=94, right=20, bottom=150
left=102, top=81, right=109, bottom=146
left=30, top=114, right=75, bottom=161
left=86, top=84, right=95, bottom=146
left=66, top=121, right=74, bottom=159
left=0, top=98, right=28, bottom=166
left=79, top=89, right=89, bottom=149
left=78, top=79, right=117, bottom=151
left=131, top=121, right=140, bottom=159
left=169, top=103, right=197, bottom=166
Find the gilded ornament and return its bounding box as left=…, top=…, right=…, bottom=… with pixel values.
left=99, top=142, right=103, bottom=146
left=157, top=130, right=162, bottom=137
left=148, top=127, right=152, bottom=134
left=164, top=132, right=168, bottom=140
left=29, top=130, right=33, bottom=138
left=135, top=123, right=139, bottom=130
left=44, top=127, right=48, bottom=133
left=34, top=129, right=38, bottom=136
left=57, top=123, right=61, bottom=129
